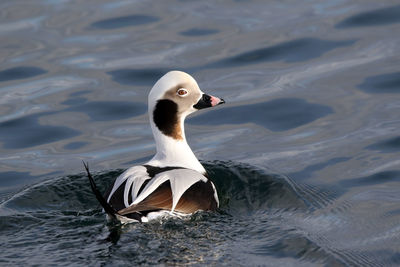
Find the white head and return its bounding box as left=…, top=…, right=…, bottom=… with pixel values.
left=146, top=71, right=225, bottom=173
left=148, top=70, right=224, bottom=141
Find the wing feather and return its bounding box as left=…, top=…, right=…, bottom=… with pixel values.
left=131, top=169, right=206, bottom=211
left=168, top=169, right=207, bottom=211
left=106, top=166, right=149, bottom=204
left=119, top=179, right=219, bottom=215
left=107, top=166, right=218, bottom=218
left=175, top=179, right=218, bottom=212
left=118, top=181, right=173, bottom=215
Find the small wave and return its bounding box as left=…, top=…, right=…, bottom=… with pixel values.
left=204, top=161, right=308, bottom=215
left=0, top=161, right=368, bottom=265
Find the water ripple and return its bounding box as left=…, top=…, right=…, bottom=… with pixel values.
left=0, top=66, right=46, bottom=82
left=0, top=161, right=382, bottom=265
left=90, top=14, right=159, bottom=29
left=336, top=5, right=400, bottom=28
left=358, top=72, right=400, bottom=94
left=0, top=76, right=95, bottom=104
left=207, top=38, right=355, bottom=67
left=189, top=98, right=333, bottom=131
left=0, top=112, right=80, bottom=149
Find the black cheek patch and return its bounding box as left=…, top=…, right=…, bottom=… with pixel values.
left=153, top=99, right=179, bottom=138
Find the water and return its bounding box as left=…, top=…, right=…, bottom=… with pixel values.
left=1, top=0, right=400, bottom=265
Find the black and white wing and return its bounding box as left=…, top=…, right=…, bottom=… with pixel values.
left=105, top=165, right=151, bottom=211
left=105, top=166, right=219, bottom=218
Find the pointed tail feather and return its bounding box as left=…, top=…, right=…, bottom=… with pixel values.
left=83, top=161, right=117, bottom=219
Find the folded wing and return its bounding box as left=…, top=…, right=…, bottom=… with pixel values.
left=106, top=167, right=218, bottom=217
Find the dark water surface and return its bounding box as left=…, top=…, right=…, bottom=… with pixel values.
left=1, top=0, right=400, bottom=265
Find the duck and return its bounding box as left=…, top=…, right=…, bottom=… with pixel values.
left=84, top=70, right=225, bottom=223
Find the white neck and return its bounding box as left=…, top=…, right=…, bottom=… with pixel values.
left=146, top=115, right=206, bottom=174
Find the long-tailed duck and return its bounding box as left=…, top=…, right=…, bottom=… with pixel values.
left=84, top=71, right=225, bottom=223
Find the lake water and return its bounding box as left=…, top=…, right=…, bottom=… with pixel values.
left=1, top=0, right=400, bottom=265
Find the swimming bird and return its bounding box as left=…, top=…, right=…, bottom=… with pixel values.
left=84, top=71, right=225, bottom=223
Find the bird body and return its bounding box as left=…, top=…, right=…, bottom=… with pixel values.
left=86, top=71, right=224, bottom=222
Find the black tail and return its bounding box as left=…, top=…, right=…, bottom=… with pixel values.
left=83, top=161, right=117, bottom=219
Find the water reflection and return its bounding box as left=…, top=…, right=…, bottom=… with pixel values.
left=189, top=98, right=333, bottom=131
left=336, top=5, right=400, bottom=28
left=0, top=17, right=45, bottom=34
left=64, top=101, right=146, bottom=121
left=107, top=68, right=169, bottom=86
left=358, top=72, right=400, bottom=94
left=0, top=66, right=46, bottom=82
left=0, top=171, right=35, bottom=188
left=63, top=141, right=89, bottom=150
left=207, top=38, right=355, bottom=67
left=179, top=28, right=219, bottom=36
left=0, top=112, right=80, bottom=149
left=365, top=136, right=400, bottom=153
left=340, top=170, right=400, bottom=187
left=90, top=14, right=159, bottom=29
left=288, top=157, right=351, bottom=181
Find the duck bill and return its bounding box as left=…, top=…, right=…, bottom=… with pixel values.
left=193, top=94, right=225, bottom=110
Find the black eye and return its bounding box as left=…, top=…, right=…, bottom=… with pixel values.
left=177, top=88, right=188, bottom=96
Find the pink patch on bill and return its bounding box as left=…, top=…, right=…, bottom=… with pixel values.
left=210, top=95, right=222, bottom=106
